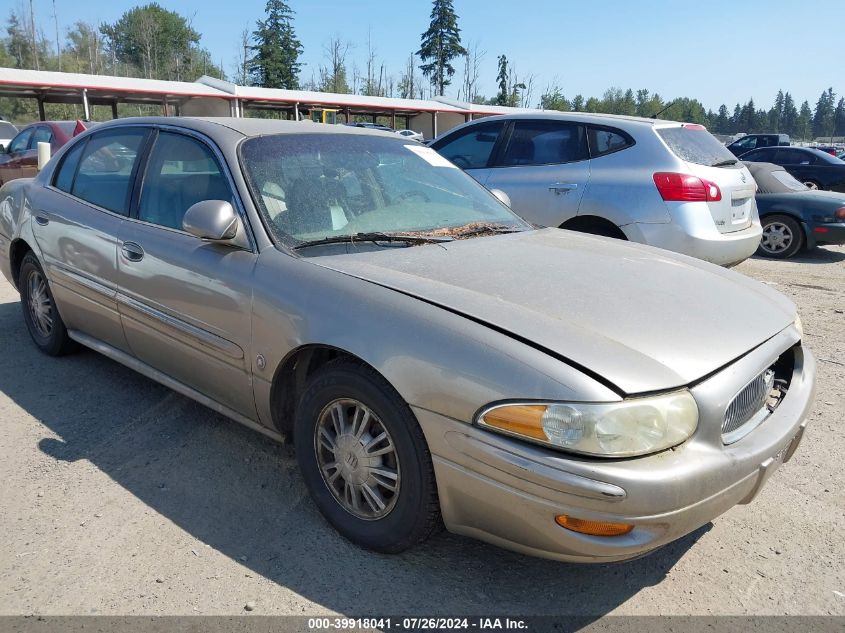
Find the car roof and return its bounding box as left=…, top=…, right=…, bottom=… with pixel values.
left=468, top=110, right=689, bottom=129
left=88, top=116, right=400, bottom=139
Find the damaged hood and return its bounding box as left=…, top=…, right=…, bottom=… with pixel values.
left=310, top=229, right=795, bottom=394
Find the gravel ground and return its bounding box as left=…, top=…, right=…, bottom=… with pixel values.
left=0, top=246, right=842, bottom=617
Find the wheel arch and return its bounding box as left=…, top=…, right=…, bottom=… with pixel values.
left=269, top=343, right=385, bottom=438
left=9, top=237, right=34, bottom=291
left=560, top=214, right=628, bottom=240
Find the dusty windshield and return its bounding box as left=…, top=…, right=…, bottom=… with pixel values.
left=240, top=133, right=528, bottom=247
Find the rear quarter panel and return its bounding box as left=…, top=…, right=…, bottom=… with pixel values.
left=578, top=126, right=676, bottom=226
left=0, top=178, right=40, bottom=287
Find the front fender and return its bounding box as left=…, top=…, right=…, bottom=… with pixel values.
left=249, top=249, right=619, bottom=430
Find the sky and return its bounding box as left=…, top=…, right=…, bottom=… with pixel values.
left=19, top=0, right=844, bottom=111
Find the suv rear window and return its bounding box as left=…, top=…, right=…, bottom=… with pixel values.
left=657, top=125, right=736, bottom=167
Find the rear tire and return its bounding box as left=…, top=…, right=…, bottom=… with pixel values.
left=757, top=214, right=804, bottom=259
left=294, top=359, right=441, bottom=553
left=19, top=252, right=76, bottom=356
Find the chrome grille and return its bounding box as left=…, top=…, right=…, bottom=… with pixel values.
left=723, top=368, right=775, bottom=440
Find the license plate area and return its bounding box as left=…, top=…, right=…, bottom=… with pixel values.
left=731, top=197, right=751, bottom=224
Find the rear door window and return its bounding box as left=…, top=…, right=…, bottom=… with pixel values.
left=71, top=129, right=147, bottom=215
left=431, top=121, right=505, bottom=169
left=53, top=140, right=86, bottom=193
left=498, top=120, right=588, bottom=166
left=657, top=125, right=737, bottom=166
left=775, top=149, right=814, bottom=165
left=32, top=126, right=53, bottom=146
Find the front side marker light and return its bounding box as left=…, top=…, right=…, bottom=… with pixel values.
left=555, top=515, right=634, bottom=537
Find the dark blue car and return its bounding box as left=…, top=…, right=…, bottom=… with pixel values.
left=746, top=162, right=845, bottom=258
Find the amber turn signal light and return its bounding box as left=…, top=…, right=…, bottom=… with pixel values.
left=555, top=515, right=634, bottom=537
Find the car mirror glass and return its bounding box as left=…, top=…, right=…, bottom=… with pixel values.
left=490, top=188, right=512, bottom=208
left=183, top=199, right=239, bottom=241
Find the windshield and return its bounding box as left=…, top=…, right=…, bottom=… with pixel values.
left=240, top=133, right=528, bottom=246
left=657, top=125, right=738, bottom=167
left=771, top=169, right=809, bottom=192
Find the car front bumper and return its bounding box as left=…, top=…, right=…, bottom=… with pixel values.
left=416, top=327, right=815, bottom=563
left=625, top=205, right=762, bottom=267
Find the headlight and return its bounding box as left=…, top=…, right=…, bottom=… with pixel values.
left=476, top=391, right=698, bottom=458
left=794, top=314, right=803, bottom=339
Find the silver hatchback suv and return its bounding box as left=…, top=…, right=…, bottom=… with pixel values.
left=431, top=112, right=762, bottom=266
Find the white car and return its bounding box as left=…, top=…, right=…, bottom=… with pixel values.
left=431, top=112, right=763, bottom=267
left=396, top=129, right=424, bottom=142
left=0, top=120, right=18, bottom=152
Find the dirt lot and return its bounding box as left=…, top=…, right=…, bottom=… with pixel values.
left=0, top=246, right=843, bottom=617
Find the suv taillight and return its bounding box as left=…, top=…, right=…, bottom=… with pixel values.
left=653, top=172, right=722, bottom=202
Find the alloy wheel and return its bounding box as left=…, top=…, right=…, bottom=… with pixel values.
left=27, top=270, right=53, bottom=337
left=760, top=221, right=794, bottom=254
left=314, top=398, right=401, bottom=520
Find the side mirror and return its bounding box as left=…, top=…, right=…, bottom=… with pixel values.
left=183, top=200, right=239, bottom=241
left=490, top=188, right=512, bottom=208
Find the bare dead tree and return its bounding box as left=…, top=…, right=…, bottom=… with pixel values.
left=318, top=35, right=351, bottom=93
left=460, top=41, right=485, bottom=103
left=234, top=27, right=250, bottom=85
left=28, top=0, right=40, bottom=70
left=52, top=0, right=60, bottom=71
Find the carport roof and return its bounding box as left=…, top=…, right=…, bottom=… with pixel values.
left=0, top=67, right=230, bottom=103
left=195, top=76, right=503, bottom=115
left=0, top=67, right=512, bottom=116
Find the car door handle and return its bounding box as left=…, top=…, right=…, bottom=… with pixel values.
left=34, top=214, right=49, bottom=226
left=121, top=241, right=145, bottom=262
left=549, top=183, right=578, bottom=194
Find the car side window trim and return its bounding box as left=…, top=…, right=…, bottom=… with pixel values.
left=129, top=125, right=257, bottom=252
left=51, top=136, right=89, bottom=191
left=488, top=121, right=514, bottom=167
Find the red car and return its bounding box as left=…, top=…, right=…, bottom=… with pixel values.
left=0, top=121, right=90, bottom=186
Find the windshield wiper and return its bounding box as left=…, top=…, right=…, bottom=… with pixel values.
left=711, top=158, right=738, bottom=167
left=293, top=232, right=452, bottom=250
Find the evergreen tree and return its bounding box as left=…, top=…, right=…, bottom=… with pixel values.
left=249, top=0, right=303, bottom=89
left=571, top=94, right=584, bottom=111
left=782, top=92, right=798, bottom=137
left=812, top=87, right=836, bottom=139
left=714, top=104, right=730, bottom=133
left=417, top=0, right=466, bottom=96
left=834, top=97, right=845, bottom=137
left=797, top=101, right=813, bottom=140
left=730, top=103, right=742, bottom=132
left=495, top=54, right=508, bottom=106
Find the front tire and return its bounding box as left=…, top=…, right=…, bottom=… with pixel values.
left=19, top=252, right=75, bottom=356
left=757, top=214, right=804, bottom=259
left=294, top=359, right=440, bottom=553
